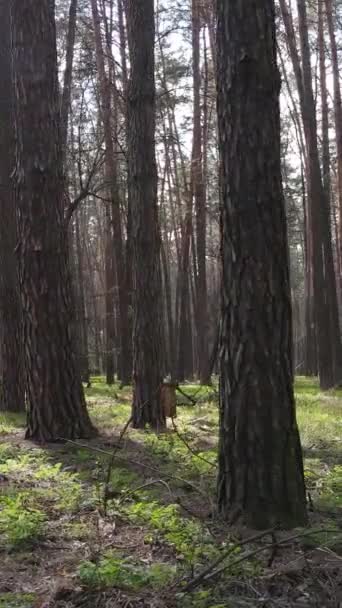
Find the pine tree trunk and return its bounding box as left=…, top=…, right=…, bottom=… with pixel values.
left=127, top=0, right=165, bottom=430
left=192, top=0, right=210, bottom=385
left=217, top=0, right=307, bottom=528
left=318, top=0, right=331, bottom=203
left=0, top=0, right=25, bottom=412
left=118, top=0, right=133, bottom=386
left=104, top=205, right=116, bottom=384
left=325, top=0, right=342, bottom=274
left=60, top=0, right=78, bottom=159
left=75, top=213, right=90, bottom=384
left=11, top=0, right=95, bottom=441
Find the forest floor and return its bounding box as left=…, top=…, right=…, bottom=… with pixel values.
left=0, top=377, right=341, bottom=608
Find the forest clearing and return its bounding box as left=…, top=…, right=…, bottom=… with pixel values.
left=0, top=378, right=341, bottom=608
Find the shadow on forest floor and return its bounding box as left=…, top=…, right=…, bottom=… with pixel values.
left=0, top=378, right=341, bottom=607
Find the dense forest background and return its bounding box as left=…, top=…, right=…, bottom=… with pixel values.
left=49, top=0, right=342, bottom=387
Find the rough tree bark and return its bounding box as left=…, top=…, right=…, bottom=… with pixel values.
left=126, top=0, right=165, bottom=430
left=11, top=0, right=95, bottom=441
left=0, top=0, right=25, bottom=412
left=217, top=0, right=307, bottom=528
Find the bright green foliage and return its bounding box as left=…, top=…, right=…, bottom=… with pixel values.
left=79, top=553, right=176, bottom=590
left=0, top=494, right=46, bottom=548
left=125, top=500, right=221, bottom=566
left=0, top=451, right=83, bottom=513
left=0, top=593, right=35, bottom=608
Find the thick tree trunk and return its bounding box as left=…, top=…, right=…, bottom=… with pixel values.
left=217, top=0, right=307, bottom=528
left=127, top=0, right=165, bottom=430
left=11, top=0, right=95, bottom=441
left=0, top=0, right=25, bottom=412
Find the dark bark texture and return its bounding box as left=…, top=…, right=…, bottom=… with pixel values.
left=127, top=0, right=165, bottom=430
left=217, top=0, right=307, bottom=528
left=0, top=0, right=25, bottom=412
left=11, top=0, right=95, bottom=441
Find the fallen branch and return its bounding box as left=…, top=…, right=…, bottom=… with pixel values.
left=182, top=527, right=341, bottom=593
left=103, top=415, right=133, bottom=514
left=176, top=385, right=198, bottom=405
left=117, top=478, right=172, bottom=502
left=182, top=528, right=275, bottom=592
left=63, top=438, right=209, bottom=499
left=171, top=417, right=217, bottom=469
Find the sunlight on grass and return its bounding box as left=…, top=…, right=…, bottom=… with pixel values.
left=0, top=411, right=25, bottom=434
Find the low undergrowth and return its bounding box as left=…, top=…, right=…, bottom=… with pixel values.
left=0, top=377, right=340, bottom=608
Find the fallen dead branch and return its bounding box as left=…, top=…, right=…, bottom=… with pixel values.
left=171, top=416, right=217, bottom=468
left=182, top=527, right=342, bottom=593
left=62, top=438, right=210, bottom=499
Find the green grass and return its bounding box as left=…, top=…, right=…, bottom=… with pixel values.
left=0, top=411, right=25, bottom=434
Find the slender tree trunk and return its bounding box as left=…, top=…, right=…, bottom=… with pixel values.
left=75, top=212, right=90, bottom=384
left=127, top=0, right=165, bottom=430
left=325, top=0, right=342, bottom=273
left=177, top=189, right=195, bottom=382
left=104, top=205, right=116, bottom=384
left=0, top=0, right=25, bottom=412
left=91, top=0, right=130, bottom=385
left=192, top=0, right=210, bottom=384
left=11, top=0, right=95, bottom=441
left=60, top=0, right=78, bottom=159
left=75, top=214, right=90, bottom=384
left=217, top=0, right=307, bottom=528
left=118, top=0, right=133, bottom=386
left=318, top=0, right=331, bottom=203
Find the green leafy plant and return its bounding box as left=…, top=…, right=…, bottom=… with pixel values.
left=0, top=494, right=46, bottom=548
left=79, top=553, right=176, bottom=590
left=125, top=500, right=219, bottom=565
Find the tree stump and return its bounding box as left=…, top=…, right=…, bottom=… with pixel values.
left=160, top=383, right=177, bottom=419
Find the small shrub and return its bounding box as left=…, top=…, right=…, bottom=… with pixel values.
left=79, top=553, right=176, bottom=590
left=0, top=494, right=46, bottom=548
